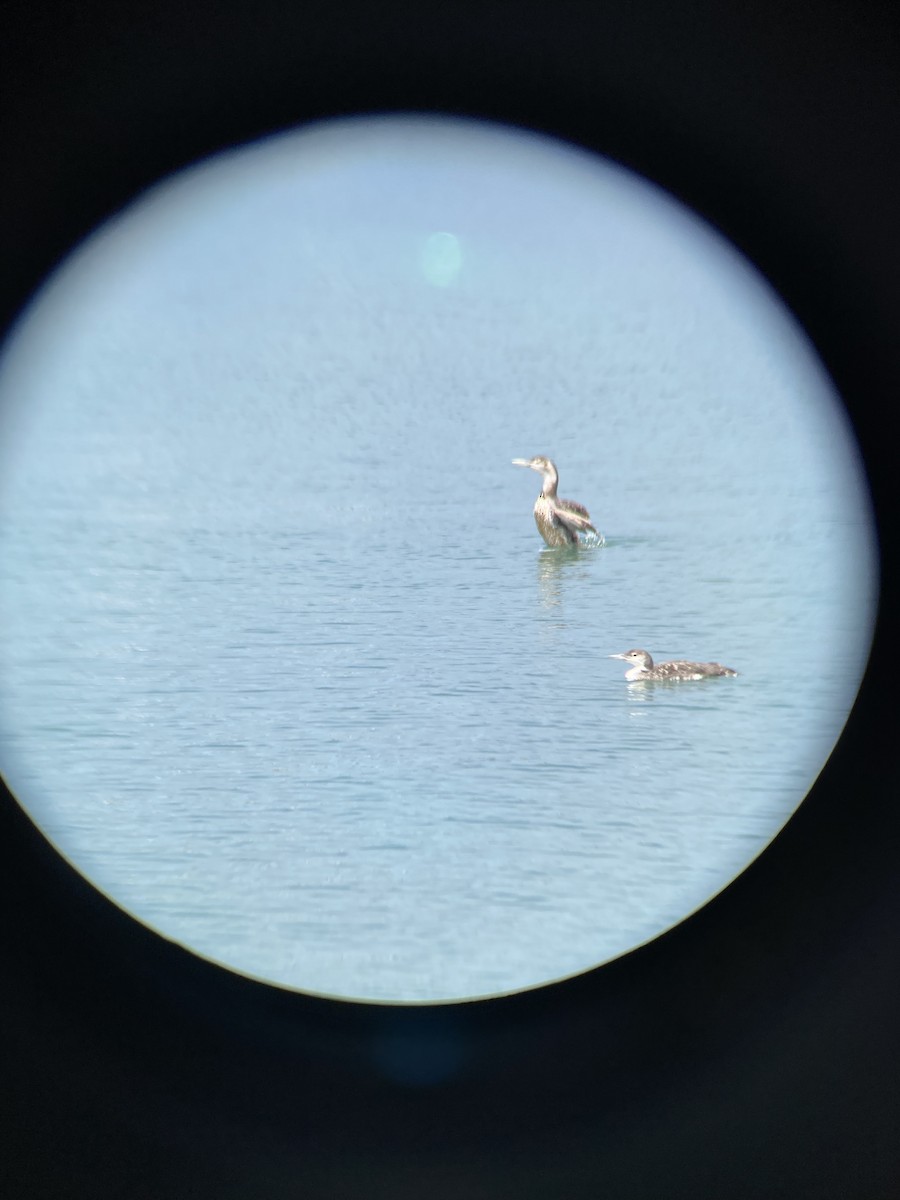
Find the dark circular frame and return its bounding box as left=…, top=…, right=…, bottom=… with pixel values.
left=2, top=3, right=899, bottom=1198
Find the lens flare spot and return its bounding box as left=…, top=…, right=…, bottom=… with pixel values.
left=420, top=231, right=462, bottom=287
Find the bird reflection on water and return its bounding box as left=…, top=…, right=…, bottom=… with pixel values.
left=535, top=547, right=594, bottom=612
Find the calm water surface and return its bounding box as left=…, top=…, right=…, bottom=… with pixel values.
left=0, top=118, right=877, bottom=1001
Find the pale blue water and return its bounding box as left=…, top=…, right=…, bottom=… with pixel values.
left=0, top=117, right=877, bottom=1001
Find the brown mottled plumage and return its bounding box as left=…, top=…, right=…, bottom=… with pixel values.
left=511, top=456, right=601, bottom=548
left=610, top=649, right=738, bottom=682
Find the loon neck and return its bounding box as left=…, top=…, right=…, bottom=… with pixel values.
left=540, top=466, right=559, bottom=499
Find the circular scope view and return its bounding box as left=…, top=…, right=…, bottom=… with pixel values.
left=0, top=115, right=877, bottom=1002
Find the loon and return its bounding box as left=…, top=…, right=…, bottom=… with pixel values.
left=511, top=456, right=601, bottom=548
left=610, top=648, right=738, bottom=682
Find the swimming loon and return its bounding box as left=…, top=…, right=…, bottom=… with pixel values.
left=610, top=648, right=738, bottom=682
left=511, top=456, right=601, bottom=548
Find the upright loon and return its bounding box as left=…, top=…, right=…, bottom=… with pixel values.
left=610, top=648, right=738, bottom=682
left=511, top=456, right=601, bottom=548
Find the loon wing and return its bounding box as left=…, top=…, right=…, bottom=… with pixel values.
left=552, top=503, right=597, bottom=538
left=651, top=661, right=686, bottom=679
left=559, top=498, right=592, bottom=520
left=658, top=660, right=737, bottom=678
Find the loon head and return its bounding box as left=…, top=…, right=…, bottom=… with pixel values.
left=512, top=456, right=559, bottom=496
left=610, top=649, right=654, bottom=672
